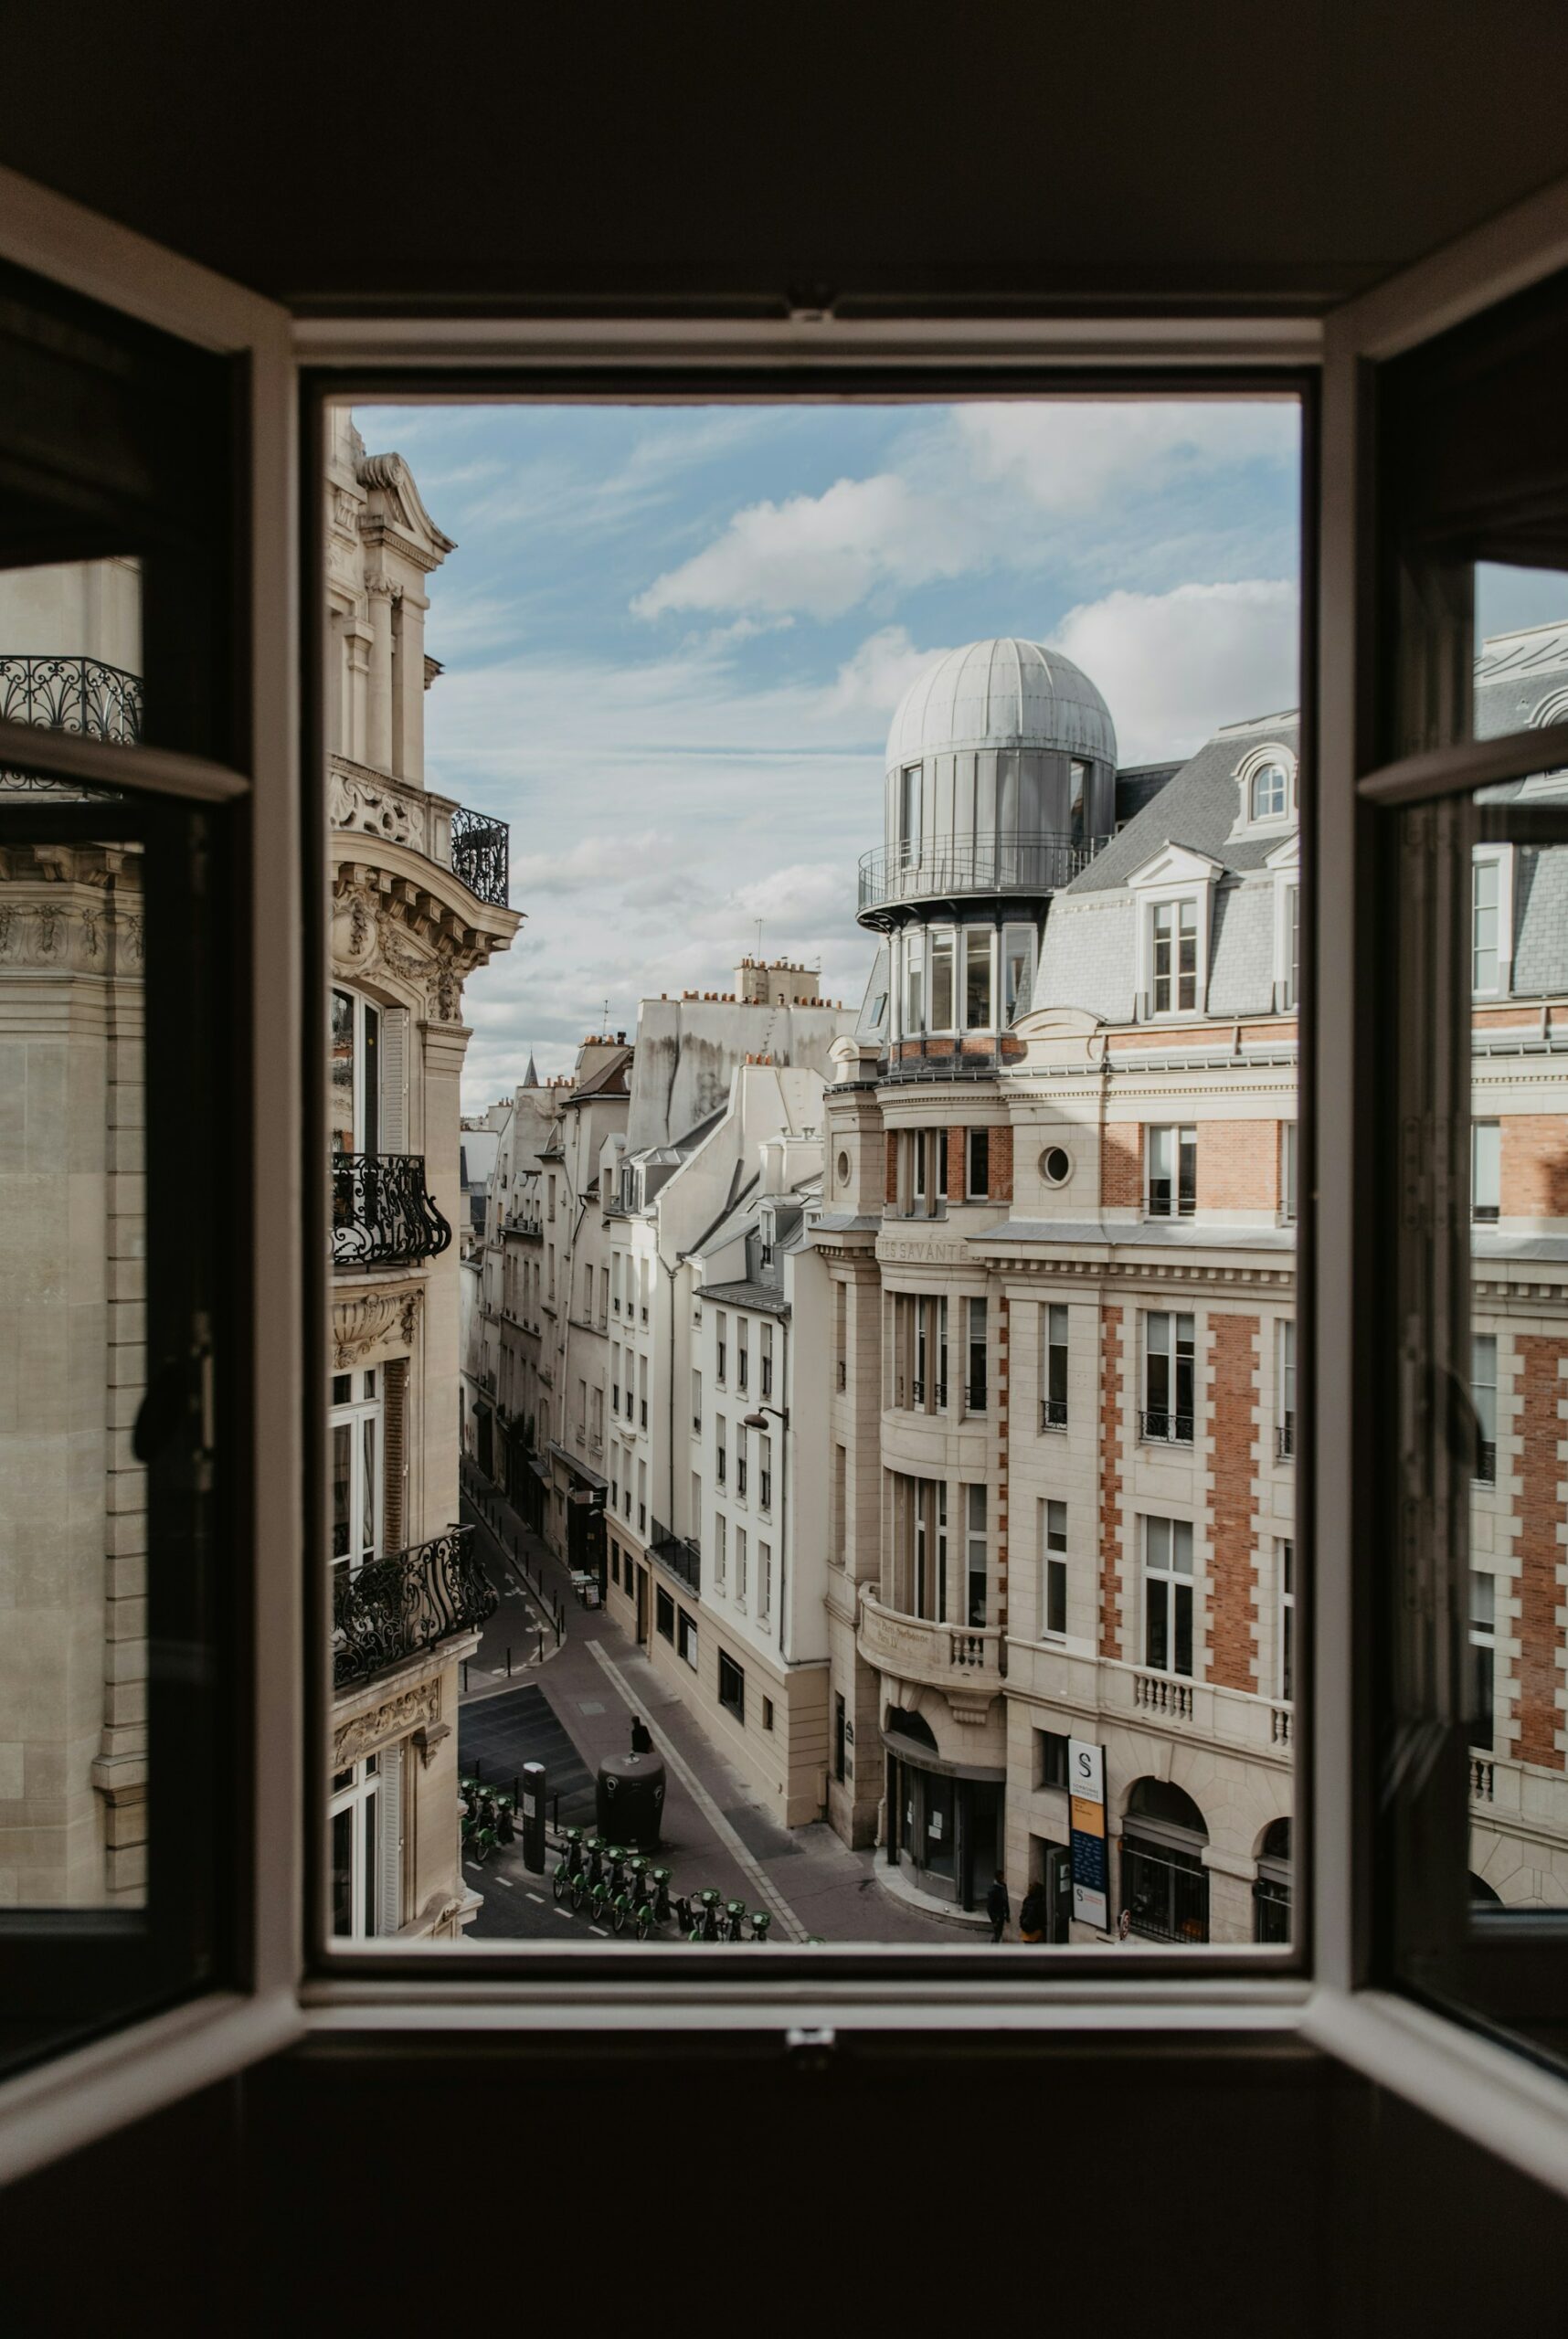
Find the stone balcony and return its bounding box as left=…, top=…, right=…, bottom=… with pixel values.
left=329, top=754, right=509, bottom=909
left=1006, top=1638, right=1294, bottom=1759
left=857, top=1589, right=1003, bottom=1720
left=1467, top=1748, right=1568, bottom=1848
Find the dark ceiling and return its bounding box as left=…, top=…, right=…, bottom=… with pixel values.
left=5, top=1, right=1568, bottom=312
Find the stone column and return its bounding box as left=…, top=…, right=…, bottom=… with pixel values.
left=366, top=577, right=397, bottom=776
left=393, top=586, right=429, bottom=786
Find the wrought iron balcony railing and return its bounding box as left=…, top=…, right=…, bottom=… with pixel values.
left=1275, top=1418, right=1296, bottom=1461
left=1, top=652, right=143, bottom=744
left=1041, top=1395, right=1068, bottom=1431
left=332, top=1527, right=497, bottom=1689
left=650, top=1518, right=701, bottom=1595
left=450, top=804, right=510, bottom=908
left=1139, top=1407, right=1194, bottom=1446
left=858, top=829, right=1107, bottom=915
left=333, top=1151, right=453, bottom=1269
left=1475, top=1438, right=1497, bottom=1487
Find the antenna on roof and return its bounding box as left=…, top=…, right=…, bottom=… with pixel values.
left=755, top=918, right=764, bottom=958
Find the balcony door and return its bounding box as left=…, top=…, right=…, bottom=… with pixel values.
left=332, top=985, right=380, bottom=1155
left=331, top=1368, right=383, bottom=1594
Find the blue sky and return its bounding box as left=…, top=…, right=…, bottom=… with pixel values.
left=355, top=397, right=1315, bottom=1106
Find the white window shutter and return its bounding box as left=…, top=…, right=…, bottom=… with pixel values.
left=377, top=1741, right=403, bottom=1934
left=380, top=1006, right=409, bottom=1151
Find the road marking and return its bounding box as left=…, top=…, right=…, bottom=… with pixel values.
left=525, top=1890, right=545, bottom=1904
left=493, top=1874, right=515, bottom=1888
left=589, top=1925, right=609, bottom=1937
left=554, top=1905, right=572, bottom=1920
left=587, top=1640, right=810, bottom=1943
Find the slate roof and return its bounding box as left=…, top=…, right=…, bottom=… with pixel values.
left=1065, top=709, right=1300, bottom=896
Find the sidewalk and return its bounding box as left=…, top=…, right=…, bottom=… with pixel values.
left=456, top=1464, right=951, bottom=1945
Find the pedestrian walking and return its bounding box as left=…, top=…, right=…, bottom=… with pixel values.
left=630, top=1713, right=652, bottom=1755
left=1018, top=1876, right=1047, bottom=1943
left=986, top=1870, right=1010, bottom=1943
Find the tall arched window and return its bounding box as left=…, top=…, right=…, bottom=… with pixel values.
left=1121, top=1776, right=1210, bottom=1942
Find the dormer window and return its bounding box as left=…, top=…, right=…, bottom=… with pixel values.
left=1127, top=844, right=1220, bottom=1023
left=1471, top=845, right=1512, bottom=998
left=1250, top=761, right=1289, bottom=820
left=1151, top=900, right=1197, bottom=1014
left=1237, top=743, right=1298, bottom=831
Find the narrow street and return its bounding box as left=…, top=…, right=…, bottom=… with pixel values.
left=455, top=1464, right=955, bottom=1945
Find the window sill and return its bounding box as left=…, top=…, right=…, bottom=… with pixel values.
left=12, top=1974, right=1568, bottom=2208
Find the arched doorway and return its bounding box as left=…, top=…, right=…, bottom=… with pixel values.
left=882, top=1706, right=1001, bottom=1912
left=1120, top=1777, right=1210, bottom=1942
left=1254, top=1816, right=1292, bottom=1943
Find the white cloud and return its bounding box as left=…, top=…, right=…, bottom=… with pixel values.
left=1050, top=578, right=1298, bottom=764
left=811, top=625, right=957, bottom=725
left=953, top=400, right=1299, bottom=514
left=631, top=474, right=980, bottom=624
left=511, top=830, right=672, bottom=894
left=627, top=403, right=1298, bottom=629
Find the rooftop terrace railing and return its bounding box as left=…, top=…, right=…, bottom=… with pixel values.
left=858, top=830, right=1108, bottom=915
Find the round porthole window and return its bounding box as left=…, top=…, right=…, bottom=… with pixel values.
left=1041, top=1145, right=1071, bottom=1187
left=836, top=1149, right=851, bottom=1188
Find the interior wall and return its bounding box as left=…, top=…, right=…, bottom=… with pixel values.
left=5, top=2037, right=1566, bottom=2334
left=5, top=2, right=1568, bottom=308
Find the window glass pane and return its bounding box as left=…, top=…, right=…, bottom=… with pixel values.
left=346, top=388, right=1299, bottom=1960
left=0, top=777, right=230, bottom=2057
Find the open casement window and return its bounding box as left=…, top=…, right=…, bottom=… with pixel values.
left=1343, top=239, right=1568, bottom=2073
left=0, top=190, right=296, bottom=2087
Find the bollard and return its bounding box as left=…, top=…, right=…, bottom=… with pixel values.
left=537, top=1629, right=544, bottom=1663
left=462, top=1661, right=469, bottom=1692
left=520, top=1760, right=547, bottom=1875
left=554, top=1611, right=562, bottom=1648
left=506, top=1646, right=513, bottom=1678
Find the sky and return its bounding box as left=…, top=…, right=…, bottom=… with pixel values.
left=353, top=396, right=1317, bottom=1108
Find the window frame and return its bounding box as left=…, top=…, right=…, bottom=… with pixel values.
left=0, top=167, right=304, bottom=2175
left=14, top=153, right=1568, bottom=2216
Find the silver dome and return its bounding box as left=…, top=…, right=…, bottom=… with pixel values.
left=885, top=637, right=1118, bottom=772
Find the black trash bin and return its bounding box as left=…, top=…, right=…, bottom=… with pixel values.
left=596, top=1750, right=666, bottom=1850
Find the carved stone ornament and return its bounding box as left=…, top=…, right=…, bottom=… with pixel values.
left=332, top=1286, right=421, bottom=1369
left=328, top=767, right=428, bottom=856
left=333, top=1678, right=440, bottom=1769
left=0, top=889, right=140, bottom=973
left=374, top=910, right=428, bottom=986
left=427, top=936, right=461, bottom=1022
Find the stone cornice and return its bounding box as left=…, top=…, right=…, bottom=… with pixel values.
left=332, top=861, right=517, bottom=1020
